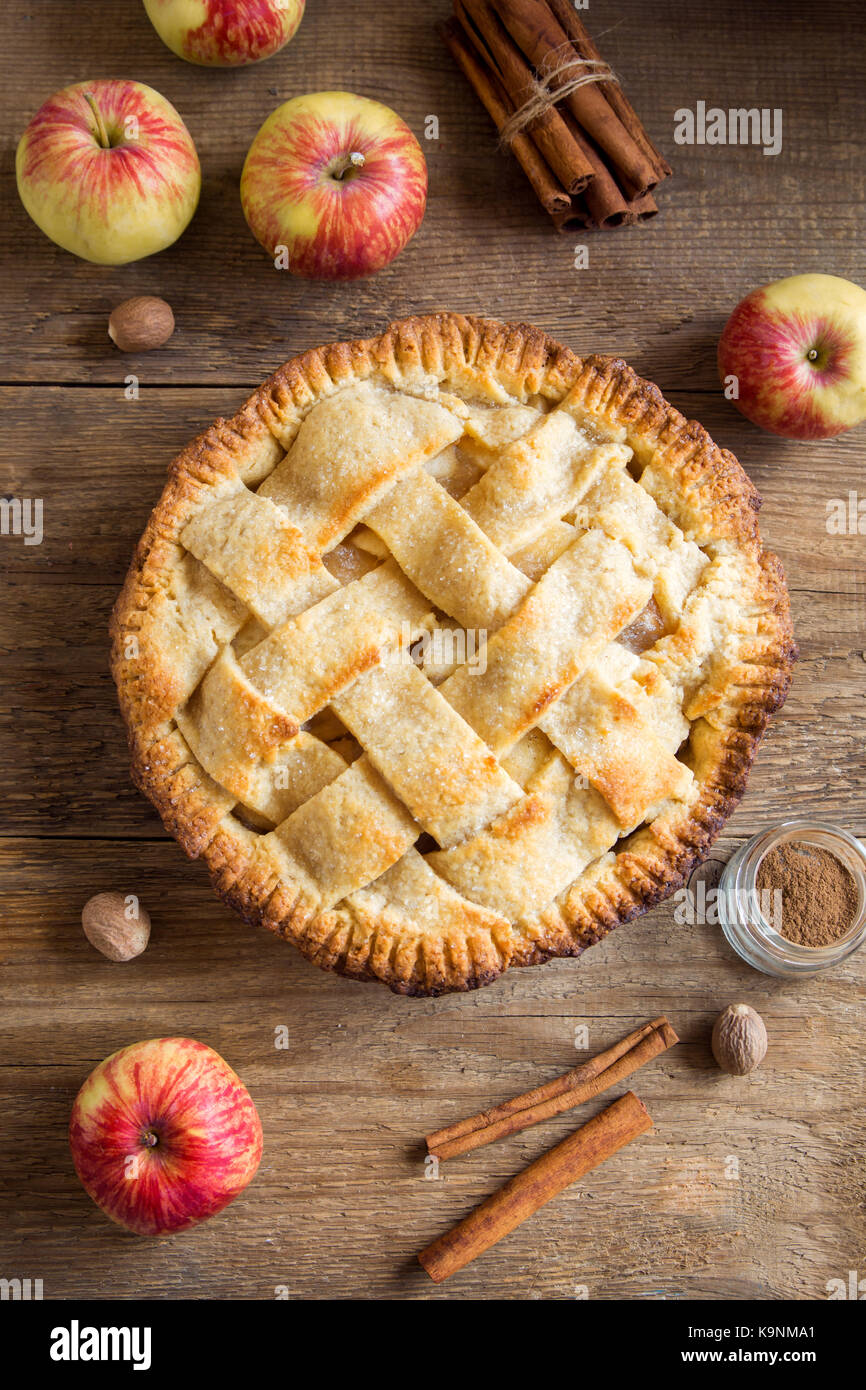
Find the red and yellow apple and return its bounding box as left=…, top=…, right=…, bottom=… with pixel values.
left=16, top=80, right=200, bottom=266
left=240, top=91, right=427, bottom=280
left=143, top=0, right=305, bottom=66
left=718, top=273, right=866, bottom=439
left=69, top=1037, right=263, bottom=1236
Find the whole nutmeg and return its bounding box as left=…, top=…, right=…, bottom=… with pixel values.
left=711, top=1003, right=767, bottom=1075
left=108, top=296, right=174, bottom=352
left=81, top=892, right=151, bottom=962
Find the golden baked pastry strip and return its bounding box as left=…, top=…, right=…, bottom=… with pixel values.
left=428, top=752, right=621, bottom=920
left=334, top=660, right=524, bottom=849
left=125, top=550, right=249, bottom=711
left=441, top=529, right=652, bottom=755
left=459, top=409, right=628, bottom=554
left=238, top=560, right=432, bottom=720
left=176, top=561, right=432, bottom=821
left=258, top=379, right=463, bottom=550
left=363, top=466, right=531, bottom=631
left=175, top=653, right=348, bottom=824
left=574, top=466, right=708, bottom=626
left=539, top=666, right=692, bottom=829
left=181, top=488, right=338, bottom=629
left=268, top=757, right=419, bottom=911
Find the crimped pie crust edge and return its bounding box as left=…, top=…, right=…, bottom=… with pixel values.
left=110, top=312, right=797, bottom=995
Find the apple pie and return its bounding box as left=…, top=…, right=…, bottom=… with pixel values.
left=111, top=314, right=796, bottom=994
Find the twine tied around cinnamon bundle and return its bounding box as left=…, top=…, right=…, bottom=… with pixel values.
left=498, top=43, right=619, bottom=147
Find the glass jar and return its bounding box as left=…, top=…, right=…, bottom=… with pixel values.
left=717, top=820, right=866, bottom=978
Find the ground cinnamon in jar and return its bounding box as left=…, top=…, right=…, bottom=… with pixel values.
left=756, top=841, right=859, bottom=947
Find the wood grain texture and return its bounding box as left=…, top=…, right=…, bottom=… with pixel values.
left=1, top=0, right=865, bottom=1301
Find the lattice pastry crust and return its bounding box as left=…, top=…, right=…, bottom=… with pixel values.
left=111, top=314, right=796, bottom=995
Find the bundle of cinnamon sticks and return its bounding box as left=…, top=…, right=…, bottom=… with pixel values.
left=440, top=0, right=671, bottom=229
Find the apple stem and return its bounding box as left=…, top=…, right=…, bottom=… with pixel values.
left=141, top=1130, right=159, bottom=1148
left=807, top=348, right=819, bottom=362
left=84, top=91, right=111, bottom=150
left=333, top=151, right=366, bottom=181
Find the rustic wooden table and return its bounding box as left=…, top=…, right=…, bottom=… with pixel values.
left=1, top=0, right=864, bottom=1302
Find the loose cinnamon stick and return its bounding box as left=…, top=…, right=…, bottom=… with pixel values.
left=426, top=1016, right=676, bottom=1160
left=545, top=0, right=672, bottom=181
left=493, top=0, right=658, bottom=198
left=418, top=1091, right=653, bottom=1283
left=440, top=18, right=570, bottom=217
left=456, top=0, right=593, bottom=194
